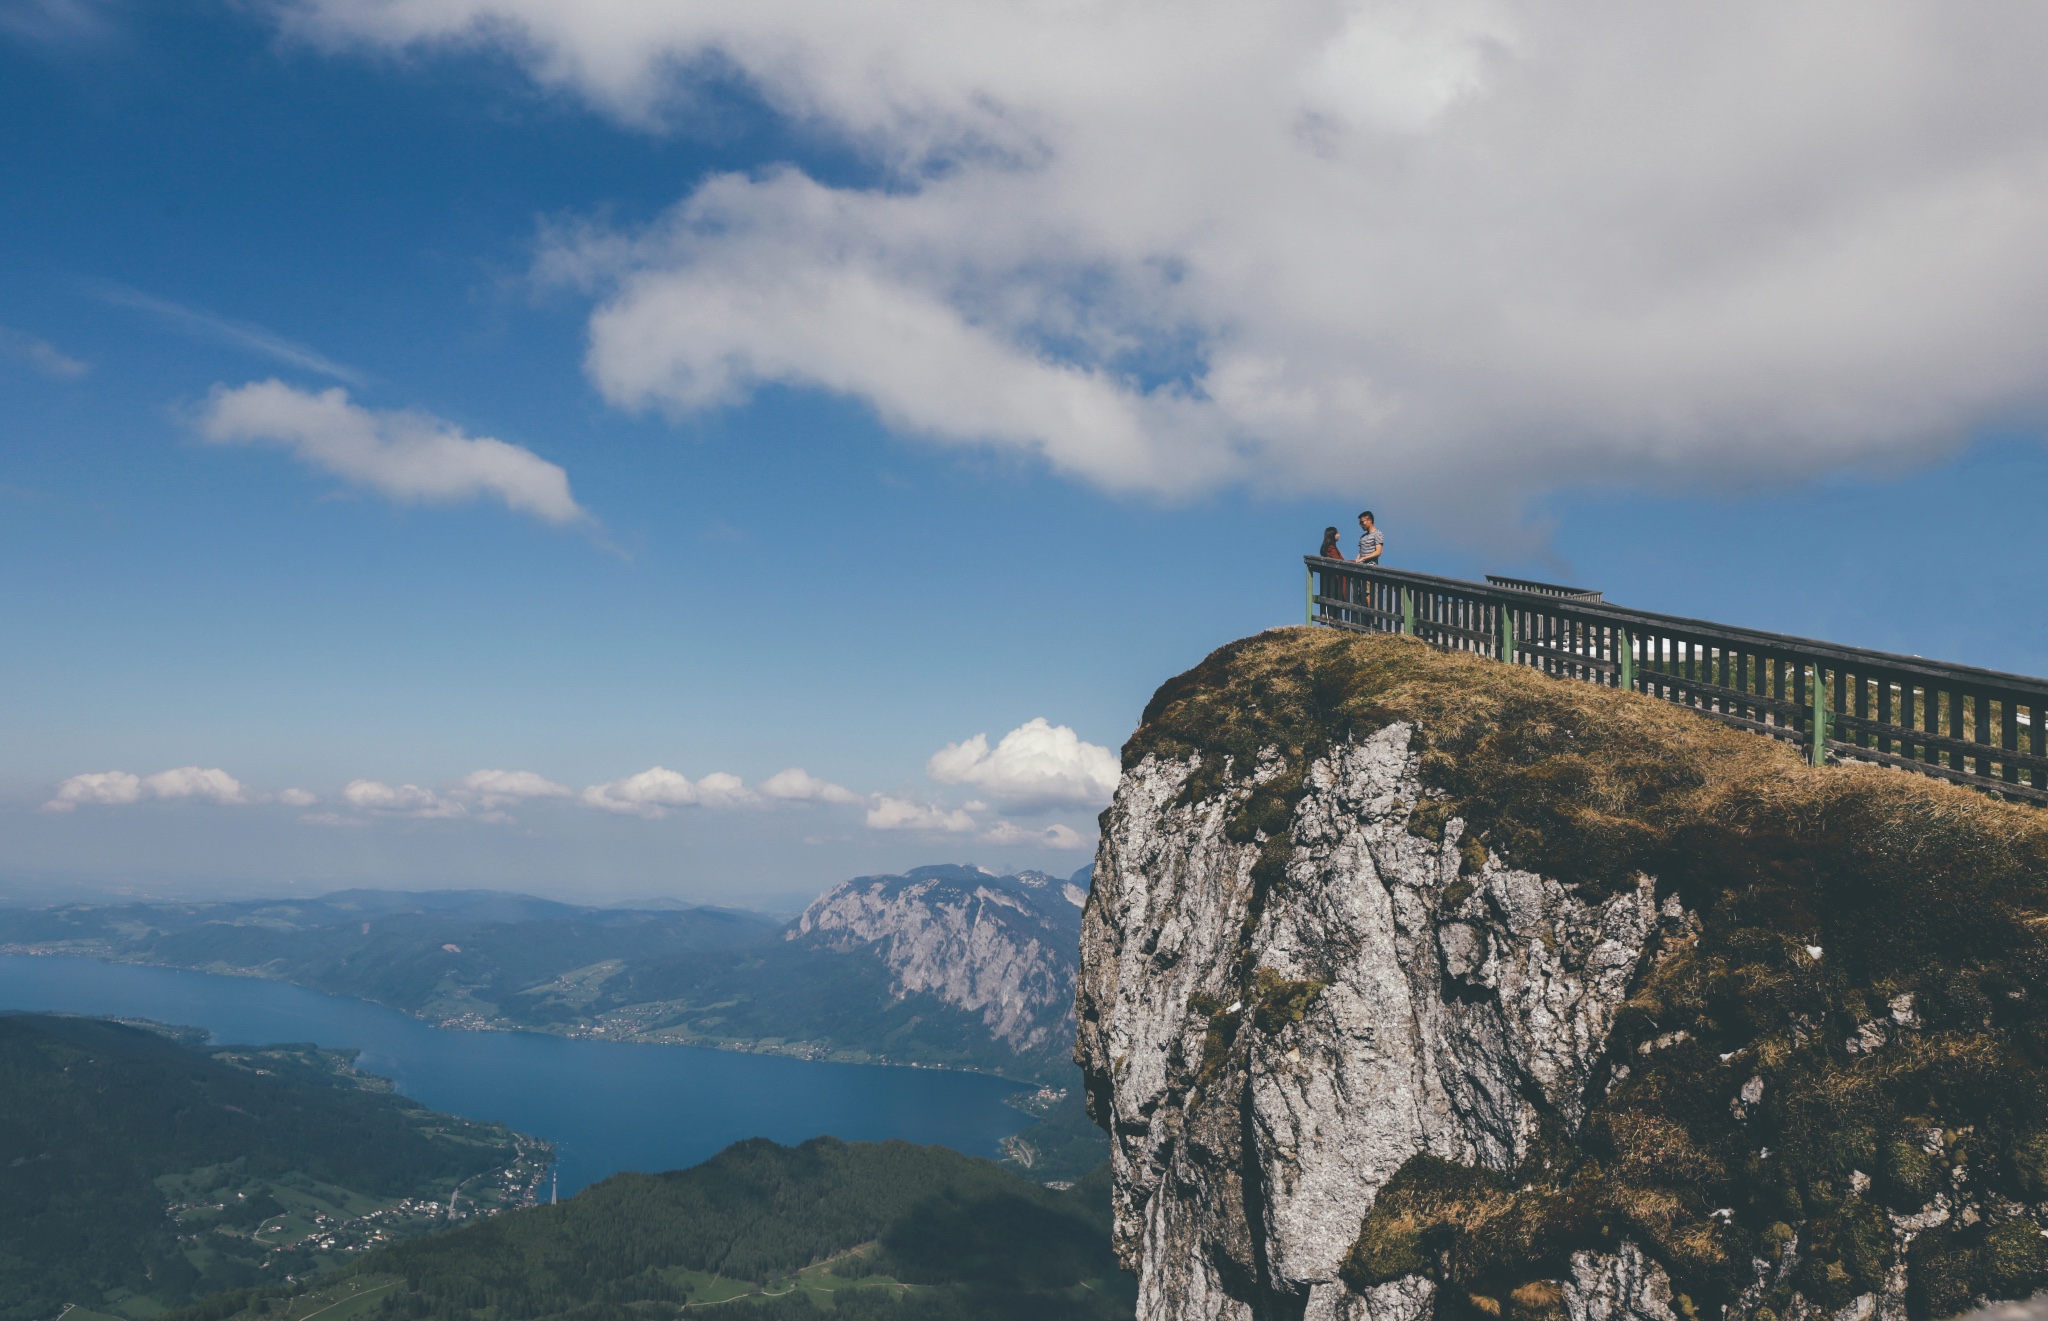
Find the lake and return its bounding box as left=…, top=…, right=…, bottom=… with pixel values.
left=0, top=954, right=1030, bottom=1196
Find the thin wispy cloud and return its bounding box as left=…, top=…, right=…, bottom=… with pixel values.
left=0, top=0, right=116, bottom=44
left=0, top=325, right=89, bottom=380
left=91, top=281, right=364, bottom=384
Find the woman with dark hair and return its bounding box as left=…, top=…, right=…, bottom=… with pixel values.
left=1317, top=526, right=1348, bottom=622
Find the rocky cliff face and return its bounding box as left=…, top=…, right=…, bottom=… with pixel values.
left=796, top=864, right=1085, bottom=1057
left=1077, top=629, right=2048, bottom=1321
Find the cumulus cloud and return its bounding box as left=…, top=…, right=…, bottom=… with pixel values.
left=341, top=778, right=467, bottom=818
left=43, top=771, right=143, bottom=811
left=457, top=768, right=573, bottom=808
left=196, top=380, right=587, bottom=525
left=277, top=788, right=319, bottom=807
left=42, top=766, right=252, bottom=812
left=927, top=719, right=1120, bottom=810
left=279, top=0, right=2048, bottom=519
left=580, top=765, right=861, bottom=815
left=862, top=793, right=1091, bottom=847
left=143, top=767, right=249, bottom=803
left=865, top=796, right=978, bottom=834
left=758, top=767, right=861, bottom=804
left=580, top=766, right=708, bottom=817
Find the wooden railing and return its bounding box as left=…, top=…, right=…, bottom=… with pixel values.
left=1306, top=558, right=2048, bottom=806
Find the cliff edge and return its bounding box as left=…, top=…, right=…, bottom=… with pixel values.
left=1077, top=628, right=2048, bottom=1321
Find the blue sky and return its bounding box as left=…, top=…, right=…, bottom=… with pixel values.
left=3, top=0, right=2045, bottom=907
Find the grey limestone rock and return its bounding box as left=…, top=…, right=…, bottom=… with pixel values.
left=1076, top=723, right=1671, bottom=1321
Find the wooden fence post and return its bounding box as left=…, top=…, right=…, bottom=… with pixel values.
left=1810, top=665, right=1831, bottom=766
left=1306, top=568, right=1314, bottom=625
left=1500, top=606, right=1516, bottom=664
left=1618, top=629, right=1634, bottom=691
left=1402, top=588, right=1416, bottom=637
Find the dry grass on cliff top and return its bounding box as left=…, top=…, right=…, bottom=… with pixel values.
left=1125, top=625, right=2048, bottom=903
left=1126, top=628, right=2048, bottom=1321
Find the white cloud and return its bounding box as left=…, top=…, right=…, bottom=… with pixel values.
left=285, top=0, right=2048, bottom=520
left=580, top=766, right=703, bottom=817
left=196, top=380, right=587, bottom=525
left=580, top=765, right=863, bottom=815
left=142, top=766, right=249, bottom=804
left=691, top=771, right=755, bottom=808
left=457, top=768, right=573, bottom=808
left=42, top=771, right=143, bottom=811
left=927, top=718, right=1120, bottom=810
left=865, top=795, right=978, bottom=834
left=758, top=767, right=861, bottom=804
left=277, top=788, right=319, bottom=807
left=341, top=778, right=467, bottom=818
left=43, top=766, right=250, bottom=812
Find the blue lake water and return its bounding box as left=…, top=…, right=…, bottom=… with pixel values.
left=0, top=954, right=1029, bottom=1196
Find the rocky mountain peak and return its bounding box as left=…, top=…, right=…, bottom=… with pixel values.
left=794, top=863, right=1089, bottom=1056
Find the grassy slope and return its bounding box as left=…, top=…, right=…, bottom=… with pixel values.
left=1129, top=627, right=2048, bottom=1321
left=0, top=1015, right=544, bottom=1321
left=171, top=1139, right=1133, bottom=1321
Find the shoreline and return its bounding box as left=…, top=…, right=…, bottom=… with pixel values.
left=0, top=945, right=1061, bottom=1088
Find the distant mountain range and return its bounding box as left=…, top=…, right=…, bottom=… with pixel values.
left=0, top=864, right=1093, bottom=1083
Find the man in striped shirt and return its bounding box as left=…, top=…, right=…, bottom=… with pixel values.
left=1356, top=511, right=1384, bottom=565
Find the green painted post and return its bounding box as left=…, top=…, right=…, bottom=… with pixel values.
left=1402, top=588, right=1416, bottom=636
left=1618, top=629, right=1635, bottom=691
left=1501, top=607, right=1516, bottom=664
left=1809, top=665, right=1831, bottom=766
left=1306, top=568, right=1315, bottom=625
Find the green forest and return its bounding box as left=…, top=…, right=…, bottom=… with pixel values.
left=0, top=1014, right=545, bottom=1321
left=170, top=1138, right=1132, bottom=1321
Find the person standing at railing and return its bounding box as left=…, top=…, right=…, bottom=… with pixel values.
left=1355, top=511, right=1384, bottom=621
left=1356, top=511, right=1383, bottom=565
left=1318, top=527, right=1350, bottom=622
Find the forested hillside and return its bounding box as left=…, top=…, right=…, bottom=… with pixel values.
left=0, top=868, right=1092, bottom=1081
left=173, top=1138, right=1131, bottom=1321
left=0, top=1014, right=545, bottom=1321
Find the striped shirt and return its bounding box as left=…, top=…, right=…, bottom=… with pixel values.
left=1357, top=528, right=1384, bottom=561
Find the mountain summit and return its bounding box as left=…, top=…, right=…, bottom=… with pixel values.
left=794, top=864, right=1085, bottom=1058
